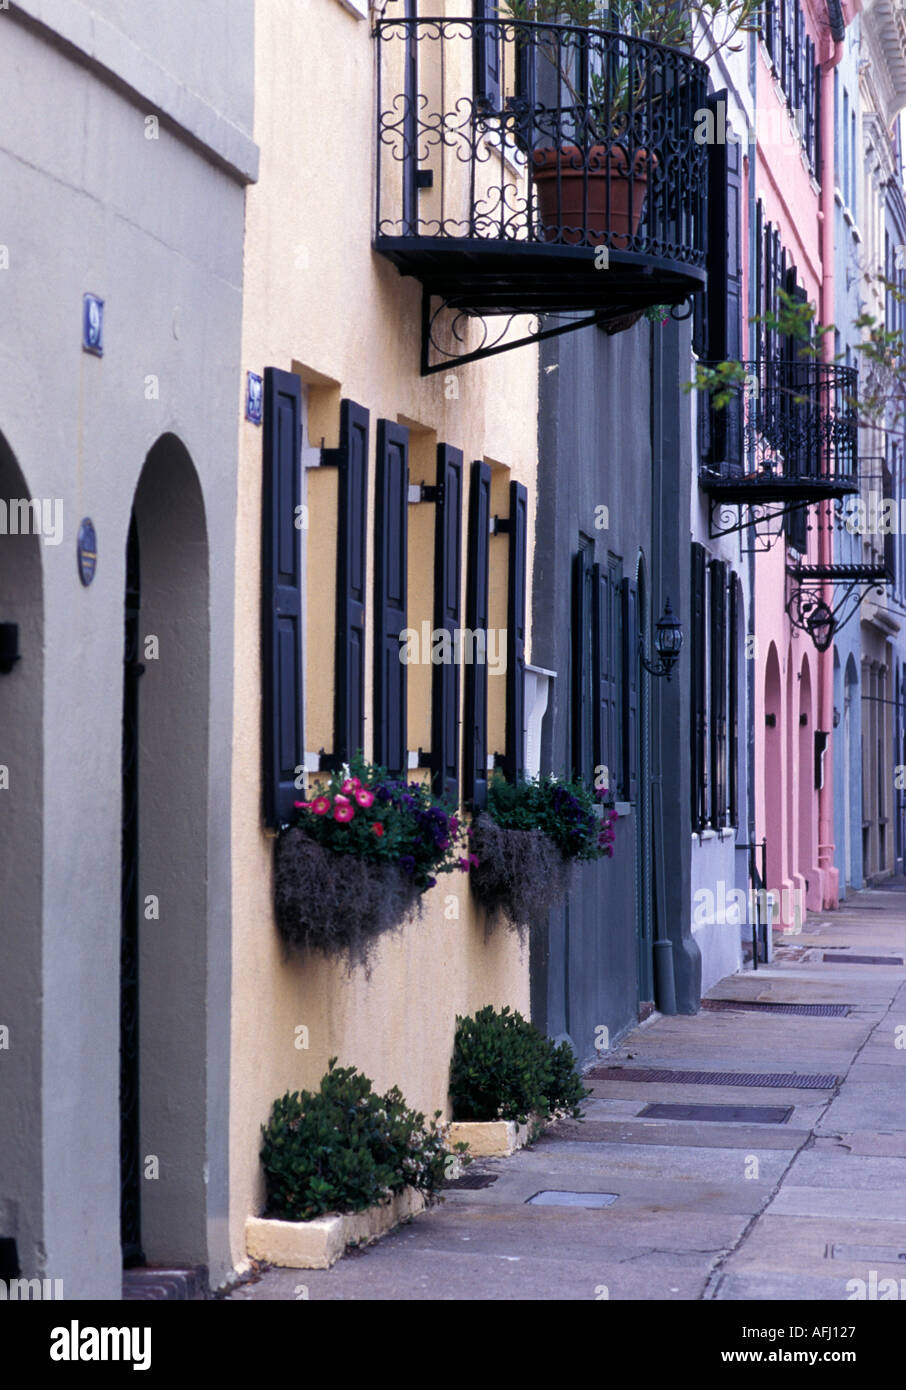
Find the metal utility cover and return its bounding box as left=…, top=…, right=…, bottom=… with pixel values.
left=593, top=1067, right=838, bottom=1090
left=701, top=999, right=850, bottom=1017
left=828, top=1242, right=906, bottom=1263
left=639, top=1103, right=793, bottom=1124
left=823, top=954, right=904, bottom=965
left=444, top=1172, right=498, bottom=1190
left=526, top=1190, right=619, bottom=1208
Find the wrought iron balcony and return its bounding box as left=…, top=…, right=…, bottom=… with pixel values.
left=374, top=16, right=708, bottom=369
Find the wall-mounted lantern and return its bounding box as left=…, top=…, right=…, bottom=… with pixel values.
left=640, top=598, right=683, bottom=681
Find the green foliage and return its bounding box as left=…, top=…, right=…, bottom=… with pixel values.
left=484, top=773, right=615, bottom=860
left=287, top=755, right=463, bottom=892
left=260, top=1060, right=462, bottom=1222
left=450, top=1005, right=589, bottom=1124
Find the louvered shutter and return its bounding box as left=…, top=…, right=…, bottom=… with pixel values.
left=464, top=461, right=491, bottom=808
left=729, top=571, right=739, bottom=827
left=572, top=548, right=593, bottom=783
left=593, top=563, right=609, bottom=792
left=504, top=481, right=527, bottom=783
left=473, top=0, right=501, bottom=112
left=325, top=399, right=369, bottom=766
left=432, top=445, right=463, bottom=802
left=262, top=368, right=304, bottom=828
left=622, top=577, right=639, bottom=803
left=691, top=543, right=707, bottom=830
left=709, top=561, right=727, bottom=826
left=374, top=420, right=408, bottom=776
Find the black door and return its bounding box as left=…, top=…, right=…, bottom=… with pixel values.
left=120, top=514, right=145, bottom=1266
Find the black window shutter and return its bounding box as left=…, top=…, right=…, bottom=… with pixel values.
left=592, top=562, right=609, bottom=792
left=473, top=0, right=501, bottom=111
left=374, top=419, right=408, bottom=776
left=690, top=543, right=707, bottom=831
left=464, top=461, right=491, bottom=808
left=262, top=368, right=304, bottom=828
left=729, top=571, right=739, bottom=827
left=572, top=548, right=593, bottom=783
left=326, top=399, right=369, bottom=766
left=709, top=560, right=727, bottom=826
left=432, top=445, right=463, bottom=802
left=622, top=576, right=639, bottom=803
left=504, top=480, right=527, bottom=783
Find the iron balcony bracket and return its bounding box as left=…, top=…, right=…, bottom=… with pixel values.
left=785, top=561, right=890, bottom=650
left=420, top=290, right=612, bottom=376
left=708, top=495, right=814, bottom=552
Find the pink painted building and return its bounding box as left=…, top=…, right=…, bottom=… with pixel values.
left=751, top=1, right=854, bottom=917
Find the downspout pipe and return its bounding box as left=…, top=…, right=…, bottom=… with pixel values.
left=817, top=5, right=845, bottom=908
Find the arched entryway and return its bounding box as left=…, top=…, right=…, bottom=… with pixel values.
left=764, top=643, right=783, bottom=892
left=0, top=432, right=44, bottom=1281
left=120, top=434, right=210, bottom=1269
left=798, top=653, right=815, bottom=893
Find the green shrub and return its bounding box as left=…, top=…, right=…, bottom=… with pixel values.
left=260, top=1060, right=457, bottom=1222
left=450, top=1005, right=588, bottom=1125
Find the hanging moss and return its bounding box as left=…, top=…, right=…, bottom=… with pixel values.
left=274, top=828, right=423, bottom=972
left=468, top=812, right=572, bottom=935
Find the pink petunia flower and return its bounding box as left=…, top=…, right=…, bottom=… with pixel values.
left=333, top=802, right=354, bottom=823
left=341, top=777, right=362, bottom=795
left=372, top=822, right=385, bottom=838
left=294, top=801, right=311, bottom=810
left=355, top=789, right=375, bottom=808
left=310, top=797, right=330, bottom=816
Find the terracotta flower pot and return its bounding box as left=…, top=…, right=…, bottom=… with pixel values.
left=531, top=143, right=655, bottom=249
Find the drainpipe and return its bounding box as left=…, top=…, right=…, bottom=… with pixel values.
left=817, top=6, right=845, bottom=908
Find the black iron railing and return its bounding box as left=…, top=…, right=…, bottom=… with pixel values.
left=698, top=361, right=859, bottom=494
left=375, top=17, right=708, bottom=265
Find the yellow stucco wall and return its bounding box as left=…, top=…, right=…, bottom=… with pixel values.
left=229, top=0, right=538, bottom=1267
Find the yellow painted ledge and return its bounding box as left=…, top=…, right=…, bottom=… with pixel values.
left=447, top=1116, right=545, bottom=1157
left=246, top=1187, right=427, bottom=1270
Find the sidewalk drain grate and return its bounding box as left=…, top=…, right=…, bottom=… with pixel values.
left=591, top=1067, right=839, bottom=1089
left=828, top=1242, right=906, bottom=1263
left=823, top=954, right=904, bottom=965
left=701, top=1000, right=851, bottom=1017
left=638, top=1103, right=793, bottom=1124
left=526, top=1190, right=619, bottom=1208
left=444, top=1172, right=498, bottom=1190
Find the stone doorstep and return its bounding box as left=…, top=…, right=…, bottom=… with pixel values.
left=246, top=1186, right=426, bottom=1270
left=447, top=1116, right=542, bottom=1158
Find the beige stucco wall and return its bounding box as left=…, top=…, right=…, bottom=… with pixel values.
left=229, top=0, right=538, bottom=1267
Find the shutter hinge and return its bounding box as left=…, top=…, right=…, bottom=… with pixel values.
left=408, top=483, right=442, bottom=505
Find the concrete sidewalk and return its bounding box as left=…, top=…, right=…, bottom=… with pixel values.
left=226, top=885, right=906, bottom=1301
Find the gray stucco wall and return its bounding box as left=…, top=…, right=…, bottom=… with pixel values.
left=0, top=4, right=254, bottom=1298
left=531, top=312, right=698, bottom=1065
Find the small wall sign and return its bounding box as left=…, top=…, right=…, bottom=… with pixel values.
left=77, top=518, right=98, bottom=586
left=83, top=294, right=104, bottom=356
left=246, top=372, right=263, bottom=425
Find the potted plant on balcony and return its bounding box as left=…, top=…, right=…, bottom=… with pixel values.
left=468, top=772, right=617, bottom=933
left=499, top=0, right=758, bottom=247
left=274, top=758, right=465, bottom=970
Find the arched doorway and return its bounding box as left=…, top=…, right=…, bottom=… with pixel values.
left=764, top=643, right=782, bottom=891
left=120, top=434, right=210, bottom=1269
left=798, top=654, right=814, bottom=894
left=0, top=432, right=44, bottom=1281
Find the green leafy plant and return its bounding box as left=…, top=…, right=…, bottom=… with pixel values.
left=288, top=756, right=464, bottom=891
left=450, top=1005, right=589, bottom=1125
left=499, top=0, right=759, bottom=143
left=483, top=772, right=615, bottom=860
left=468, top=775, right=617, bottom=932
left=260, top=1060, right=464, bottom=1222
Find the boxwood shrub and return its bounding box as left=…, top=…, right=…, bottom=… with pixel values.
left=450, top=1005, right=588, bottom=1126
left=260, top=1060, right=458, bottom=1222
